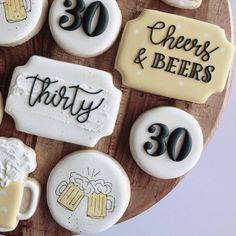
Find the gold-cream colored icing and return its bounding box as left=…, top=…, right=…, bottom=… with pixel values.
left=115, top=10, right=235, bottom=103
left=0, top=181, right=24, bottom=229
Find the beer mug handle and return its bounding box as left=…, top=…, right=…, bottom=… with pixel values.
left=106, top=195, right=115, bottom=213
left=23, top=0, right=31, bottom=12
left=17, top=178, right=41, bottom=221
left=55, top=181, right=68, bottom=196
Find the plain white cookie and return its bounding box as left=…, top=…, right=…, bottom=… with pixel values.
left=47, top=150, right=131, bottom=234
left=161, top=0, right=202, bottom=9
left=0, top=0, right=48, bottom=47
left=130, top=107, right=203, bottom=179
left=49, top=0, right=122, bottom=57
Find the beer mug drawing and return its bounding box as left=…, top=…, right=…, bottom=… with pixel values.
left=0, top=178, right=40, bottom=232
left=0, top=0, right=32, bottom=23
left=55, top=172, right=115, bottom=219
left=87, top=192, right=115, bottom=219
left=87, top=179, right=115, bottom=219
left=56, top=181, right=85, bottom=212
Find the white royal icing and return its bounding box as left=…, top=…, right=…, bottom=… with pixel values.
left=49, top=0, right=122, bottom=57
left=130, top=107, right=204, bottom=179
left=69, top=172, right=112, bottom=196
left=5, top=56, right=122, bottom=147
left=47, top=150, right=131, bottom=234
left=161, top=0, right=202, bottom=9
left=0, top=0, right=48, bottom=47
left=0, top=137, right=36, bottom=187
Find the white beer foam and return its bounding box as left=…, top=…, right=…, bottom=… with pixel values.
left=91, top=179, right=112, bottom=195
left=0, top=137, right=36, bottom=187
left=69, top=172, right=112, bottom=196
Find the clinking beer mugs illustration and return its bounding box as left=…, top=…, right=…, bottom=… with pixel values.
left=56, top=172, right=115, bottom=219
left=0, top=0, right=32, bottom=23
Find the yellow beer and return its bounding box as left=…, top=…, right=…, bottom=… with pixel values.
left=87, top=193, right=108, bottom=219
left=2, top=0, right=29, bottom=23
left=57, top=182, right=85, bottom=211
left=0, top=181, right=24, bottom=229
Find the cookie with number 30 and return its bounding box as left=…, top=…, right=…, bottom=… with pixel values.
left=130, top=107, right=204, bottom=179
left=49, top=0, right=122, bottom=57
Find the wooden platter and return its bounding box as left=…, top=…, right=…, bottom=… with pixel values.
left=0, top=0, right=233, bottom=235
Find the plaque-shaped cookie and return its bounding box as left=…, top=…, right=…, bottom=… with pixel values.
left=5, top=56, right=122, bottom=147
left=115, top=10, right=235, bottom=103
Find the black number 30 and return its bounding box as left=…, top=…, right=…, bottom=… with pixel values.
left=144, top=123, right=192, bottom=162
left=59, top=0, right=109, bottom=37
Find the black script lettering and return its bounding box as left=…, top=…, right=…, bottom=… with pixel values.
left=26, top=75, right=105, bottom=123
left=134, top=48, right=148, bottom=69
left=147, top=21, right=219, bottom=61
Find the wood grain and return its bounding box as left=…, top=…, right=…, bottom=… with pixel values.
left=0, top=0, right=233, bottom=235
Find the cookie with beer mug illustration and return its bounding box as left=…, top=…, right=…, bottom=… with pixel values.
left=0, top=0, right=48, bottom=46
left=47, top=151, right=131, bottom=234
left=0, top=137, right=41, bottom=232
left=56, top=172, right=115, bottom=218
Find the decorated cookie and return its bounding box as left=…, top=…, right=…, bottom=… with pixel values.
left=49, top=0, right=122, bottom=57
left=5, top=56, right=121, bottom=147
left=129, top=107, right=203, bottom=179
left=0, top=0, right=48, bottom=47
left=0, top=93, right=3, bottom=125
left=161, top=0, right=202, bottom=9
left=47, top=150, right=130, bottom=234
left=115, top=10, right=235, bottom=104
left=0, top=137, right=41, bottom=232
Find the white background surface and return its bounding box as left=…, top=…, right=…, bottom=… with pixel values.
left=97, top=1, right=236, bottom=235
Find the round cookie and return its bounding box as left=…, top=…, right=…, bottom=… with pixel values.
left=161, top=0, right=202, bottom=9
left=130, top=107, right=203, bottom=179
left=47, top=150, right=131, bottom=234
left=0, top=92, right=3, bottom=125
left=0, top=0, right=48, bottom=47
left=49, top=0, right=122, bottom=57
